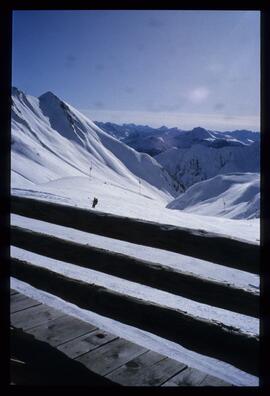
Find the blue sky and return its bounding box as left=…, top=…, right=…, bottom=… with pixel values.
left=12, top=10, right=260, bottom=131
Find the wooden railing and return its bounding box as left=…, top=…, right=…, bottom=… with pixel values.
left=10, top=195, right=260, bottom=377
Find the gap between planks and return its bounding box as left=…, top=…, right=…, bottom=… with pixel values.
left=10, top=289, right=233, bottom=387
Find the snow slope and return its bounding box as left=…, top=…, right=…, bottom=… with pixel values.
left=155, top=141, right=259, bottom=190
left=11, top=87, right=176, bottom=201
left=167, top=173, right=260, bottom=220
left=97, top=122, right=260, bottom=192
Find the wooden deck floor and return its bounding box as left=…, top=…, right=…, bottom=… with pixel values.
left=10, top=289, right=232, bottom=386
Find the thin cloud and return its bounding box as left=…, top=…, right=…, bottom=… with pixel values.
left=188, top=87, right=210, bottom=103
left=81, top=108, right=259, bottom=131
left=214, top=103, right=225, bottom=110
left=64, top=54, right=77, bottom=69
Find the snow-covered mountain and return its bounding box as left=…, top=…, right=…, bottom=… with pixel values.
left=95, top=122, right=260, bottom=156
left=94, top=123, right=260, bottom=189
left=11, top=88, right=177, bottom=200
left=94, top=122, right=159, bottom=142
left=155, top=140, right=259, bottom=190
left=11, top=87, right=260, bottom=224
left=167, top=173, right=260, bottom=220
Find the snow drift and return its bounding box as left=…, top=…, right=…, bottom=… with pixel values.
left=167, top=173, right=260, bottom=219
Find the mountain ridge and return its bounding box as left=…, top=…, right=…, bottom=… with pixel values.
left=11, top=87, right=178, bottom=200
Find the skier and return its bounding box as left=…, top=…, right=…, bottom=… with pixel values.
left=92, top=197, right=98, bottom=208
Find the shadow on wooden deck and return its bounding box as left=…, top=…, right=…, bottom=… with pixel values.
left=10, top=326, right=119, bottom=386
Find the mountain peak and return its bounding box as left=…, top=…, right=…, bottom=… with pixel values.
left=39, top=91, right=60, bottom=102
left=191, top=126, right=208, bottom=133
left=189, top=126, right=211, bottom=139
left=12, top=86, right=26, bottom=98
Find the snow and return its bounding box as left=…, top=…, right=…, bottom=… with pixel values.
left=155, top=141, right=260, bottom=190
left=11, top=181, right=260, bottom=243
left=10, top=87, right=260, bottom=387
left=11, top=278, right=259, bottom=387
left=11, top=245, right=258, bottom=336
left=11, top=214, right=259, bottom=293
left=11, top=87, right=260, bottom=240
left=12, top=87, right=176, bottom=201
left=167, top=173, right=260, bottom=219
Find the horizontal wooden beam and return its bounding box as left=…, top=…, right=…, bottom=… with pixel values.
left=11, top=258, right=259, bottom=376
left=11, top=225, right=259, bottom=318
left=11, top=195, right=259, bottom=274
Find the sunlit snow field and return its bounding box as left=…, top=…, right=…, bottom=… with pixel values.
left=11, top=88, right=260, bottom=386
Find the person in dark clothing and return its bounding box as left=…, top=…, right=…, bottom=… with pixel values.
left=92, top=197, right=98, bottom=208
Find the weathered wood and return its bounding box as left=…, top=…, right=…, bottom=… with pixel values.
left=76, top=338, right=147, bottom=376
left=10, top=291, right=234, bottom=387
left=10, top=293, right=41, bottom=313
left=11, top=225, right=259, bottom=318
left=26, top=314, right=97, bottom=347
left=200, top=375, right=233, bottom=386
left=162, top=367, right=232, bottom=386
left=11, top=257, right=259, bottom=376
left=11, top=303, right=64, bottom=331
left=11, top=195, right=259, bottom=274
left=106, top=351, right=186, bottom=386
left=57, top=329, right=118, bottom=359
left=10, top=325, right=119, bottom=386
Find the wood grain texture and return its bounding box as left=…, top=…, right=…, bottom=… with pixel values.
left=76, top=338, right=147, bottom=376
left=57, top=329, right=118, bottom=359
left=26, top=314, right=97, bottom=347
left=11, top=291, right=233, bottom=387
left=162, top=367, right=232, bottom=386
left=10, top=293, right=41, bottom=313
left=107, top=352, right=186, bottom=386
left=11, top=303, right=64, bottom=331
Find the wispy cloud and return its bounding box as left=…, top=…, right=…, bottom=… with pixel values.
left=187, top=87, right=210, bottom=103
left=207, top=63, right=224, bottom=74
left=64, top=54, right=77, bottom=69
left=81, top=108, right=259, bottom=131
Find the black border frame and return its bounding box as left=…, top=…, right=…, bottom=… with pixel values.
left=1, top=1, right=269, bottom=393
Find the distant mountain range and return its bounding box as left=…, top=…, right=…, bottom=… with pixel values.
left=95, top=122, right=260, bottom=156
left=95, top=121, right=260, bottom=190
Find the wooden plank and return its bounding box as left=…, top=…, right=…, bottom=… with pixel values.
left=57, top=329, right=118, bottom=359
left=10, top=291, right=232, bottom=387
left=10, top=293, right=41, bottom=313
left=162, top=367, right=232, bottom=387
left=10, top=289, right=19, bottom=296
left=10, top=325, right=119, bottom=386
left=11, top=195, right=259, bottom=274
left=107, top=355, right=186, bottom=386
left=107, top=351, right=186, bottom=386
left=26, top=314, right=97, bottom=347
left=201, top=374, right=233, bottom=386
left=11, top=257, right=259, bottom=377
left=106, top=350, right=165, bottom=381
left=76, top=338, right=147, bottom=376
left=11, top=226, right=259, bottom=318
left=11, top=303, right=64, bottom=331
